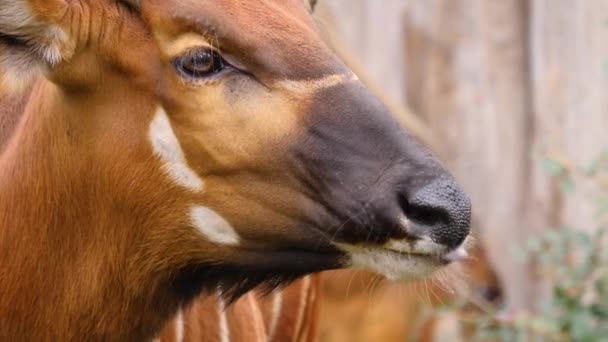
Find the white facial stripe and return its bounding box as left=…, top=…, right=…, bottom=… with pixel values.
left=149, top=108, right=204, bottom=192
left=161, top=33, right=213, bottom=58
left=190, top=206, right=240, bottom=246
left=275, top=73, right=359, bottom=94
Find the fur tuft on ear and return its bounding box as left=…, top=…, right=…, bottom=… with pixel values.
left=0, top=1, right=73, bottom=92
left=0, top=1, right=71, bottom=65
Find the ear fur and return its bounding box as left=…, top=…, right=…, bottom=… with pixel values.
left=0, top=42, right=42, bottom=94
left=0, top=0, right=72, bottom=92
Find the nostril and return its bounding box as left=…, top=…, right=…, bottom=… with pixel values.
left=398, top=194, right=450, bottom=227
left=399, top=177, right=472, bottom=249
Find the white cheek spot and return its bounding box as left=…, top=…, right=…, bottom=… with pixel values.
left=149, top=108, right=204, bottom=192
left=190, top=206, right=240, bottom=246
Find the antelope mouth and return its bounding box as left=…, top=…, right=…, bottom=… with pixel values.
left=336, top=239, right=471, bottom=281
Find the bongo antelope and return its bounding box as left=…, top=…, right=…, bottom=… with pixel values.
left=0, top=86, right=320, bottom=342
left=0, top=0, right=471, bottom=340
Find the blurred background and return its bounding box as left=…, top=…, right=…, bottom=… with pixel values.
left=314, top=1, right=608, bottom=341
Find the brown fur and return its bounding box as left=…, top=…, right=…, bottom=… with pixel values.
left=0, top=1, right=348, bottom=340
left=0, top=79, right=321, bottom=342
left=0, top=0, right=470, bottom=340
left=0, top=90, right=27, bottom=152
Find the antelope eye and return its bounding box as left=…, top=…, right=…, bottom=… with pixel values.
left=174, top=49, right=225, bottom=79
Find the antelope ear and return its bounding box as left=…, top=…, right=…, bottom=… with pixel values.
left=0, top=0, right=73, bottom=91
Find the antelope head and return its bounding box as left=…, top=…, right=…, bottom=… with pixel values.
left=0, top=0, right=471, bottom=338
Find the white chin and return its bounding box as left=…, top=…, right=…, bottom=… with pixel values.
left=347, top=248, right=443, bottom=281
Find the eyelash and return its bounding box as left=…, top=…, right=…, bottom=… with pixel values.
left=173, top=48, right=227, bottom=80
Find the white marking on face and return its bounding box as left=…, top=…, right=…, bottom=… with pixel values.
left=338, top=233, right=472, bottom=281
left=385, top=237, right=446, bottom=256
left=175, top=309, right=184, bottom=342
left=348, top=248, right=441, bottom=281
left=217, top=297, right=230, bottom=342
left=275, top=73, right=359, bottom=94
left=442, top=247, right=469, bottom=262
left=190, top=206, right=240, bottom=246
left=161, top=33, right=214, bottom=59
left=267, top=291, right=283, bottom=341
left=149, top=108, right=204, bottom=192
left=384, top=215, right=471, bottom=258
left=336, top=242, right=446, bottom=281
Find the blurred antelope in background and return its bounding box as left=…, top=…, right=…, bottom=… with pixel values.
left=0, top=0, right=471, bottom=340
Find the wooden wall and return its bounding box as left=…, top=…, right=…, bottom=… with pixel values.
left=319, top=0, right=608, bottom=318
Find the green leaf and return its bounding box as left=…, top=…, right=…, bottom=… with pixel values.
left=570, top=309, right=594, bottom=341
left=569, top=230, right=591, bottom=246
left=498, top=327, right=516, bottom=342
left=541, top=158, right=566, bottom=176
left=595, top=198, right=608, bottom=218
left=526, top=238, right=543, bottom=253
left=554, top=286, right=580, bottom=311
left=591, top=303, right=608, bottom=319
left=584, top=152, right=606, bottom=175
left=560, top=175, right=576, bottom=194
